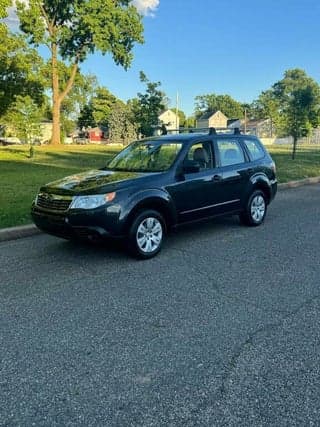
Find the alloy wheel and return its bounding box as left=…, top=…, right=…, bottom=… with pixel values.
left=136, top=217, right=163, bottom=254
left=250, top=195, right=266, bottom=223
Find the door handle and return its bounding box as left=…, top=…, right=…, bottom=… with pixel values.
left=212, top=174, right=222, bottom=181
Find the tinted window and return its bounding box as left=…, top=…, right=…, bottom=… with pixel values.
left=216, top=139, right=245, bottom=166
left=244, top=139, right=265, bottom=161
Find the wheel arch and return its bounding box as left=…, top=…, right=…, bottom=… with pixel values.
left=249, top=174, right=272, bottom=204
left=124, top=192, right=177, bottom=234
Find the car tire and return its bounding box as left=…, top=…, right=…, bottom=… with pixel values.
left=128, top=210, right=165, bottom=259
left=240, top=190, right=267, bottom=226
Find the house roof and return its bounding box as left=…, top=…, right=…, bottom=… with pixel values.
left=227, top=118, right=240, bottom=126
left=87, top=126, right=108, bottom=132
left=198, top=111, right=218, bottom=120
left=198, top=110, right=229, bottom=120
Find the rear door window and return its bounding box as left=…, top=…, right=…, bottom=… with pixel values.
left=216, top=139, right=245, bottom=167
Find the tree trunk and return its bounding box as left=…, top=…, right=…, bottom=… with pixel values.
left=51, top=42, right=61, bottom=145
left=292, top=135, right=297, bottom=160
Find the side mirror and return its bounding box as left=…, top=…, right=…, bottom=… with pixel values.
left=183, top=160, right=200, bottom=174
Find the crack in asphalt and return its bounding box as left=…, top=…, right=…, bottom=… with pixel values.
left=219, top=293, right=320, bottom=397
left=169, top=246, right=286, bottom=317
left=169, top=245, right=320, bottom=417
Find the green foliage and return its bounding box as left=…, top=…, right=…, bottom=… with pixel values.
left=16, top=0, right=144, bottom=66
left=3, top=95, right=43, bottom=144
left=91, top=87, right=118, bottom=127
left=0, top=0, right=11, bottom=18
left=0, top=25, right=45, bottom=117
left=195, top=93, right=244, bottom=118
left=78, top=105, right=95, bottom=130
left=130, top=72, right=167, bottom=137
left=255, top=69, right=320, bottom=158
left=172, top=109, right=186, bottom=127
left=15, top=0, right=144, bottom=143
left=108, top=101, right=137, bottom=145
left=185, top=116, right=196, bottom=128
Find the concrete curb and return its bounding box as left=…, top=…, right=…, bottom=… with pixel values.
left=278, top=176, right=320, bottom=189
left=0, top=177, right=319, bottom=243
left=0, top=224, right=42, bottom=243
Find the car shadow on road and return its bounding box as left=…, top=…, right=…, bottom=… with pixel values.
left=51, top=215, right=241, bottom=261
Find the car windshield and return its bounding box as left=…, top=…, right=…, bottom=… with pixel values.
left=106, top=140, right=183, bottom=172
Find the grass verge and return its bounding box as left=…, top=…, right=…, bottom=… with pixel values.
left=0, top=143, right=319, bottom=229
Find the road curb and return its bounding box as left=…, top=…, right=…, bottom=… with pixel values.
left=0, top=177, right=319, bottom=243
left=278, top=176, right=320, bottom=190
left=0, top=224, right=42, bottom=243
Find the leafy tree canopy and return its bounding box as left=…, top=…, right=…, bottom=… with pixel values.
left=0, top=0, right=11, bottom=18
left=195, top=93, right=244, bottom=119
left=4, top=95, right=43, bottom=144
left=130, top=71, right=167, bottom=137
left=0, top=25, right=45, bottom=117
left=15, top=0, right=144, bottom=144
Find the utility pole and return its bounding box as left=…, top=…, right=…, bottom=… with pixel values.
left=244, top=108, right=247, bottom=134
left=176, top=92, right=179, bottom=132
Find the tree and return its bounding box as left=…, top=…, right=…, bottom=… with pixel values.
left=0, top=25, right=45, bottom=118
left=185, top=116, right=196, bottom=128
left=250, top=90, right=284, bottom=137
left=130, top=71, right=167, bottom=137
left=195, top=93, right=244, bottom=119
left=77, top=104, right=95, bottom=130
left=91, top=87, right=118, bottom=127
left=0, top=0, right=11, bottom=18
left=16, top=0, right=144, bottom=144
left=4, top=95, right=42, bottom=144
left=272, top=69, right=320, bottom=159
left=108, top=101, right=137, bottom=145
left=172, top=109, right=186, bottom=128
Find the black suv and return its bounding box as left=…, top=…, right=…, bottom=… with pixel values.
left=31, top=128, right=277, bottom=258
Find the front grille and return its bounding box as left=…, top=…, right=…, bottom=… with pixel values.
left=36, top=193, right=72, bottom=212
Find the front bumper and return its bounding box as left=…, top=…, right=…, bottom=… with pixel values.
left=270, top=180, right=277, bottom=202
left=31, top=204, right=124, bottom=241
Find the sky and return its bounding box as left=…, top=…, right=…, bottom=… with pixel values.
left=5, top=0, right=320, bottom=116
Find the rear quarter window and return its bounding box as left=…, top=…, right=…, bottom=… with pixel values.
left=244, top=139, right=265, bottom=161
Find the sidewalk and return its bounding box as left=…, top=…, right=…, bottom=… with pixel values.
left=0, top=177, right=319, bottom=243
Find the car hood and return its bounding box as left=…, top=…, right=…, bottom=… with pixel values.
left=41, top=169, right=156, bottom=195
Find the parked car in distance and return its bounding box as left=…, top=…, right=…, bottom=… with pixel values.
left=0, top=137, right=21, bottom=146
left=31, top=128, right=277, bottom=259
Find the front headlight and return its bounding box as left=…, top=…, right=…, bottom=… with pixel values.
left=70, top=192, right=116, bottom=210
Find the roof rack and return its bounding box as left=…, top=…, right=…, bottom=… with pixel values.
left=165, top=127, right=242, bottom=136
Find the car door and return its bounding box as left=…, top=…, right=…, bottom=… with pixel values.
left=167, top=140, right=229, bottom=222
left=211, top=137, right=250, bottom=212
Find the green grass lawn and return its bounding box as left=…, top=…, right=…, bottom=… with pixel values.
left=0, top=143, right=319, bottom=229
left=0, top=144, right=121, bottom=229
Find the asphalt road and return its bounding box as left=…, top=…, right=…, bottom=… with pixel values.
left=1, top=185, right=320, bottom=426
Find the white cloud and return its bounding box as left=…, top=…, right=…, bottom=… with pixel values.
left=131, top=0, right=159, bottom=17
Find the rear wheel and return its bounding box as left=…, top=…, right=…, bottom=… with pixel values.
left=128, top=210, right=165, bottom=259
left=240, top=190, right=267, bottom=226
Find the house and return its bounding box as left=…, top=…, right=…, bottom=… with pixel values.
left=196, top=110, right=228, bottom=129
left=86, top=126, right=109, bottom=143
left=243, top=119, right=273, bottom=138
left=158, top=110, right=179, bottom=133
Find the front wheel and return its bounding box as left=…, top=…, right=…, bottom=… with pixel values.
left=128, top=210, right=165, bottom=259
left=240, top=190, right=267, bottom=226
